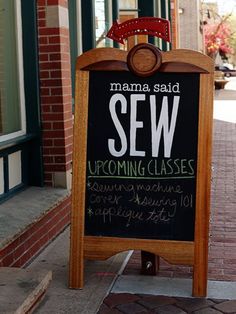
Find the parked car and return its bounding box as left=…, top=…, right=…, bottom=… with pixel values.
left=215, top=65, right=236, bottom=77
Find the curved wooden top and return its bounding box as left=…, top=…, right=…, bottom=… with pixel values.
left=127, top=43, right=162, bottom=77
left=162, top=49, right=214, bottom=73
left=76, top=46, right=214, bottom=74
left=76, top=47, right=127, bottom=71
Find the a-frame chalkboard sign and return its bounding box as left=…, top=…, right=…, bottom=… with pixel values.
left=69, top=43, right=214, bottom=297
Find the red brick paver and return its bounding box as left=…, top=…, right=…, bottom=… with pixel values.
left=98, top=294, right=236, bottom=314
left=124, top=107, right=236, bottom=282
left=97, top=92, right=236, bottom=314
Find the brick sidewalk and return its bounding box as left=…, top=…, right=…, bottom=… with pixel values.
left=123, top=111, right=236, bottom=282
left=97, top=97, right=236, bottom=313
left=98, top=293, right=236, bottom=313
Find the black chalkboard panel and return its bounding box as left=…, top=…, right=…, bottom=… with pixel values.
left=85, top=71, right=200, bottom=241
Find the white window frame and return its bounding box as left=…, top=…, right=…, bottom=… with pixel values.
left=0, top=0, right=26, bottom=143
left=76, top=0, right=83, bottom=55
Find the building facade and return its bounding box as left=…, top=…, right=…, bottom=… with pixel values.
left=0, top=0, right=178, bottom=267
left=178, top=0, right=203, bottom=52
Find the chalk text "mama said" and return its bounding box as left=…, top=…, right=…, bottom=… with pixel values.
left=109, top=82, right=180, bottom=93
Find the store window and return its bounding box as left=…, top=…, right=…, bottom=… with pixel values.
left=69, top=0, right=171, bottom=91
left=95, top=0, right=113, bottom=47
left=0, top=0, right=42, bottom=201
left=119, top=0, right=137, bottom=10
left=0, top=0, right=26, bottom=142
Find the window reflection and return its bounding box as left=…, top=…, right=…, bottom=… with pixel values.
left=95, top=0, right=138, bottom=48
left=0, top=0, right=25, bottom=139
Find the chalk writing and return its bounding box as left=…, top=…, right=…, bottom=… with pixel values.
left=86, top=178, right=193, bottom=228
left=85, top=71, right=199, bottom=240
left=129, top=194, right=177, bottom=211
left=88, top=159, right=195, bottom=178
left=108, top=94, right=180, bottom=157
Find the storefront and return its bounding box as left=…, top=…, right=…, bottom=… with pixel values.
left=0, top=0, right=42, bottom=201
left=0, top=0, right=178, bottom=267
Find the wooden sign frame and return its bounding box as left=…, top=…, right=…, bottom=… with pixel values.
left=69, top=45, right=214, bottom=297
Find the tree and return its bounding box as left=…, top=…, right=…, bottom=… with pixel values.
left=203, top=12, right=235, bottom=61
left=228, top=13, right=236, bottom=64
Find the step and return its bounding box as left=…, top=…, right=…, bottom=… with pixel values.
left=0, top=267, right=52, bottom=314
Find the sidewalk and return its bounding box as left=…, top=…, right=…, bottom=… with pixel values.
left=26, top=85, right=236, bottom=313
left=28, top=228, right=128, bottom=314
left=122, top=85, right=236, bottom=282
left=97, top=83, right=236, bottom=312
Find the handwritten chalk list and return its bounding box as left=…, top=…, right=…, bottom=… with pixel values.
left=85, top=71, right=200, bottom=241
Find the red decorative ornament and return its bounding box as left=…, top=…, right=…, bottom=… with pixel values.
left=107, top=17, right=171, bottom=44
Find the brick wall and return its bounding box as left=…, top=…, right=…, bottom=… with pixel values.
left=0, top=0, right=73, bottom=269
left=37, top=0, right=73, bottom=188
left=0, top=195, right=71, bottom=267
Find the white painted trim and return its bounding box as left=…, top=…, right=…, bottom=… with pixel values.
left=76, top=0, right=83, bottom=55
left=8, top=150, right=22, bottom=189
left=0, top=158, right=4, bottom=195
left=157, top=0, right=162, bottom=50
left=165, top=0, right=169, bottom=20
left=165, top=0, right=170, bottom=51
left=0, top=0, right=26, bottom=143
left=0, top=130, right=26, bottom=142
left=108, top=0, right=113, bottom=27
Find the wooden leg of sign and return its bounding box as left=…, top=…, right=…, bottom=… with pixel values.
left=192, top=74, right=213, bottom=297
left=141, top=251, right=160, bottom=276
left=192, top=235, right=208, bottom=297
left=69, top=240, right=84, bottom=289
left=69, top=194, right=84, bottom=289
left=69, top=70, right=89, bottom=289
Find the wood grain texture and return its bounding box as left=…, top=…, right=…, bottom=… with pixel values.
left=193, top=73, right=214, bottom=297
left=83, top=60, right=128, bottom=72
left=127, top=43, right=162, bottom=77
left=159, top=62, right=208, bottom=73
left=76, top=48, right=127, bottom=71
left=75, top=47, right=213, bottom=74
left=162, top=49, right=214, bottom=73
left=69, top=70, right=89, bottom=289
left=84, top=236, right=194, bottom=265
left=69, top=46, right=214, bottom=294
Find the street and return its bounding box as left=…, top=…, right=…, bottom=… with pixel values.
left=214, top=77, right=236, bottom=123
